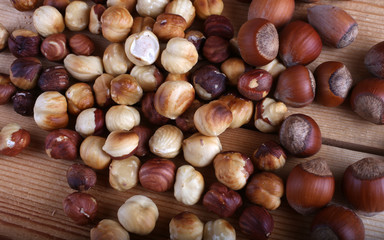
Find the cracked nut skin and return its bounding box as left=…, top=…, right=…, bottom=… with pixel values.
left=40, top=33, right=69, bottom=62
left=10, top=57, right=42, bottom=90
left=254, top=97, right=287, bottom=133
left=0, top=74, right=16, bottom=105
left=89, top=4, right=106, bottom=35
left=38, top=66, right=69, bottom=92
left=203, top=182, right=242, bottom=218
left=12, top=90, right=35, bottom=116
left=63, top=192, right=98, bottom=225
left=238, top=69, right=273, bottom=101
left=239, top=205, right=274, bottom=240
left=69, top=34, right=95, bottom=56
left=0, top=123, right=30, bottom=156
left=45, top=129, right=82, bottom=161
left=67, top=163, right=97, bottom=191
left=8, top=29, right=41, bottom=58
left=252, top=141, right=286, bottom=171
left=90, top=219, right=130, bottom=240
left=139, top=158, right=176, bottom=192
left=192, top=64, right=226, bottom=101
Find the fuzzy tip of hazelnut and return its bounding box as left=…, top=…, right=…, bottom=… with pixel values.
left=257, top=22, right=279, bottom=60
left=353, top=94, right=384, bottom=124
left=301, top=158, right=333, bottom=177
left=329, top=65, right=352, bottom=98
left=349, top=157, right=384, bottom=180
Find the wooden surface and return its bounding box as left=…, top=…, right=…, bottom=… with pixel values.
left=1, top=0, right=384, bottom=239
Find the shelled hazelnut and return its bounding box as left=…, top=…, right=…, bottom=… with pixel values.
left=34, top=91, right=68, bottom=130
left=174, top=165, right=204, bottom=205
left=204, top=219, right=236, bottom=240
left=66, top=163, right=97, bottom=191
left=192, top=65, right=226, bottom=100
left=8, top=29, right=41, bottom=58
left=239, top=205, right=274, bottom=239
left=75, top=108, right=104, bottom=137
left=103, top=43, right=133, bottom=76
left=12, top=90, right=35, bottom=116
left=102, top=130, right=139, bottom=159
left=252, top=141, right=286, bottom=171
left=45, top=129, right=82, bottom=160
left=237, top=69, right=273, bottom=101
left=107, top=0, right=137, bottom=12
left=220, top=58, right=250, bottom=86
left=149, top=125, right=183, bottom=158
left=80, top=136, right=111, bottom=170
left=165, top=0, right=196, bottom=28
left=254, top=97, right=287, bottom=133
left=185, top=30, right=205, bottom=51
left=69, top=34, right=95, bottom=56
left=131, top=16, right=155, bottom=34
left=33, top=6, right=65, bottom=37
left=203, top=36, right=230, bottom=63
left=11, top=0, right=39, bottom=11
left=131, top=125, right=152, bottom=157
left=153, top=13, right=187, bottom=41
left=65, top=83, right=94, bottom=116
left=63, top=192, right=98, bottom=225
left=175, top=99, right=202, bottom=133
left=90, top=219, right=130, bottom=240
left=141, top=92, right=170, bottom=125
left=43, top=0, right=70, bottom=13
left=193, top=0, right=224, bottom=19
left=109, top=156, right=141, bottom=191
left=65, top=1, right=90, bottom=32
left=110, top=74, right=143, bottom=105
left=38, top=66, right=69, bottom=92
left=169, top=212, right=204, bottom=240
left=105, top=105, right=140, bottom=132
left=220, top=94, right=254, bottom=127
left=0, top=23, right=9, bottom=51
left=183, top=133, right=222, bottom=167
left=125, top=30, right=160, bottom=66
left=64, top=54, right=103, bottom=82
left=0, top=123, right=30, bottom=156
left=130, top=65, right=164, bottom=92
left=204, top=15, right=234, bottom=40
left=136, top=0, right=170, bottom=18
left=257, top=58, right=286, bottom=79
left=89, top=4, right=106, bottom=35
left=0, top=74, right=16, bottom=105
left=93, top=74, right=114, bottom=108
left=101, top=6, right=133, bottom=42
left=139, top=158, right=176, bottom=192
left=10, top=57, right=42, bottom=90
left=40, top=33, right=69, bottom=62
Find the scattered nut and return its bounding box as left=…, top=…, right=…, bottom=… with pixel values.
left=66, top=83, right=94, bottom=116
left=33, top=6, right=65, bottom=37
left=139, top=158, right=176, bottom=192
left=65, top=1, right=90, bottom=31
left=248, top=0, right=295, bottom=28
left=12, top=90, right=35, bottom=116
left=204, top=219, right=236, bottom=240
left=169, top=212, right=204, bottom=240
left=75, top=108, right=105, bottom=137
left=0, top=23, right=9, bottom=51
left=238, top=69, right=273, bottom=101
left=165, top=0, right=196, bottom=28
left=254, top=97, right=287, bottom=133
left=149, top=124, right=183, bottom=158
left=153, top=13, right=187, bottom=42
left=204, top=15, right=234, bottom=39
left=40, top=33, right=69, bottom=62
left=0, top=123, right=30, bottom=156
left=220, top=57, right=249, bottom=86
left=365, top=41, right=384, bottom=79
left=66, top=163, right=97, bottom=191
left=105, top=105, right=140, bottom=132
left=109, top=156, right=141, bottom=191
left=174, top=165, right=204, bottom=205
left=11, top=0, right=39, bottom=11
left=136, top=0, right=170, bottom=18
left=194, top=0, right=224, bottom=19
left=131, top=125, right=152, bottom=157
left=8, top=29, right=40, bottom=58
left=89, top=4, right=106, bottom=35
left=0, top=74, right=16, bottom=105
left=90, top=219, right=130, bottom=240
left=37, top=66, right=69, bottom=92
left=218, top=93, right=253, bottom=128
left=102, top=130, right=139, bottom=159
left=64, top=54, right=104, bottom=82
left=257, top=58, right=286, bottom=79
left=9, top=57, right=42, bottom=90
left=110, top=74, right=143, bottom=105
left=252, top=141, right=286, bottom=171
left=45, top=129, right=82, bottom=160
left=203, top=36, right=230, bottom=63
left=131, top=16, right=155, bottom=34
left=63, top=192, right=98, bottom=225
left=239, top=205, right=274, bottom=239
left=69, top=34, right=95, bottom=56
left=80, top=136, right=111, bottom=170
left=130, top=65, right=164, bottom=92
left=141, top=92, right=170, bottom=126
left=185, top=30, right=205, bottom=51
left=192, top=64, right=226, bottom=100
left=93, top=74, right=114, bottom=108
left=101, top=6, right=133, bottom=42
left=103, top=43, right=133, bottom=76
left=125, top=30, right=160, bottom=66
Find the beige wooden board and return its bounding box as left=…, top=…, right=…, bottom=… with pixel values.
left=0, top=0, right=384, bottom=239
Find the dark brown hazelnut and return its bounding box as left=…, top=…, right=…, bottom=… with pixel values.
left=185, top=30, right=206, bottom=52
left=38, top=66, right=70, bottom=92
left=139, top=158, right=176, bottom=192
left=141, top=92, right=170, bottom=126
left=43, top=0, right=70, bottom=13
left=93, top=74, right=114, bottom=108
left=203, top=36, right=230, bottom=63
left=8, top=29, right=41, bottom=58
left=153, top=13, right=187, bottom=42
left=69, top=34, right=95, bottom=56
left=12, top=91, right=35, bottom=116
left=10, top=57, right=42, bottom=90
left=176, top=99, right=203, bottom=133
left=204, top=15, right=234, bottom=39
left=252, top=141, right=286, bottom=171
left=0, top=123, right=31, bottom=156
left=365, top=41, right=384, bottom=79
left=239, top=205, right=274, bottom=239
left=75, top=108, right=105, bottom=137
left=238, top=69, right=273, bottom=101
left=11, top=0, right=39, bottom=11
left=131, top=125, right=152, bottom=157
left=192, top=65, right=226, bottom=100
left=66, top=163, right=97, bottom=191
left=66, top=83, right=95, bottom=116
left=45, top=129, right=82, bottom=161
left=40, top=33, right=69, bottom=62
left=0, top=74, right=16, bottom=105
left=63, top=192, right=98, bottom=225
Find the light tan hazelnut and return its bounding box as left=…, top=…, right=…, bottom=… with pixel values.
left=80, top=136, right=111, bottom=170
left=101, top=6, right=133, bottom=43
left=182, top=133, right=222, bottom=167
left=105, top=105, right=140, bottom=132
left=89, top=4, right=106, bottom=35
left=65, top=1, right=90, bottom=31
left=0, top=23, right=9, bottom=51
left=93, top=74, right=114, bottom=108
left=90, top=219, right=130, bottom=240
left=131, top=16, right=155, bottom=34
left=254, top=97, right=288, bottom=133
left=154, top=80, right=195, bottom=119
left=64, top=54, right=104, bottom=82
left=75, top=108, right=104, bottom=137
left=174, top=165, right=204, bottom=205
left=107, top=0, right=137, bottom=12
left=103, top=43, right=133, bottom=76
left=102, top=130, right=139, bottom=159
left=136, top=0, right=170, bottom=18
left=165, top=73, right=189, bottom=82
left=153, top=13, right=187, bottom=42
left=124, top=30, right=160, bottom=66
left=170, top=212, right=204, bottom=240
left=161, top=37, right=198, bottom=74
left=130, top=65, right=164, bottom=92
left=220, top=58, right=248, bottom=86
left=66, top=83, right=94, bottom=115
left=109, top=156, right=141, bottom=191
left=110, top=74, right=143, bottom=105
left=219, top=94, right=254, bottom=129
left=193, top=0, right=224, bottom=19
left=117, top=195, right=159, bottom=235
left=257, top=59, right=286, bottom=79
left=193, top=100, right=233, bottom=137
left=34, top=91, right=68, bottom=131
left=33, top=6, right=65, bottom=37
left=203, top=219, right=236, bottom=240
left=165, top=0, right=196, bottom=28
left=149, top=125, right=183, bottom=158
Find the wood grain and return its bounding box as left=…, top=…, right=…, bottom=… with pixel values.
left=0, top=0, right=384, bottom=239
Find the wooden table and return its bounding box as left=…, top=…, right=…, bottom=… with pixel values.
left=1, top=0, right=384, bottom=239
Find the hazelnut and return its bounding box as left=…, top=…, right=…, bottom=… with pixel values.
left=101, top=6, right=133, bottom=43
left=10, top=0, right=39, bottom=11
left=80, top=136, right=111, bottom=170
left=165, top=0, right=196, bottom=28
left=175, top=99, right=202, bottom=133
left=154, top=80, right=195, bottom=119
left=105, top=105, right=140, bottom=132
left=136, top=0, right=170, bottom=18
left=279, top=113, right=322, bottom=157
left=161, top=37, right=198, bottom=74
left=153, top=13, right=187, bottom=42
left=182, top=133, right=222, bottom=167
left=38, top=66, right=69, bottom=92
left=124, top=30, right=160, bottom=66
left=12, top=90, right=35, bottom=116
left=130, top=65, right=164, bottom=92
left=63, top=192, right=98, bottom=225
left=43, top=0, right=70, bottom=13
left=274, top=65, right=316, bottom=108
left=202, top=182, right=242, bottom=218
left=252, top=141, right=286, bottom=171
left=110, top=74, right=143, bottom=105
left=0, top=23, right=9, bottom=51
left=69, top=34, right=95, bottom=56
left=254, top=97, right=287, bottom=133
left=365, top=41, right=384, bottom=79
left=203, top=36, right=230, bottom=63
left=185, top=30, right=205, bottom=51
left=239, top=205, right=274, bottom=239
left=174, top=165, right=204, bottom=205
left=237, top=69, right=273, bottom=101
left=0, top=123, right=30, bottom=156
left=103, top=43, right=133, bottom=76
left=107, top=0, right=137, bottom=12
left=279, top=21, right=322, bottom=67
left=193, top=0, right=224, bottom=19
left=75, top=108, right=105, bottom=137
left=204, top=219, right=236, bottom=240
left=194, top=100, right=233, bottom=137
left=9, top=57, right=42, bottom=90
left=192, top=64, right=226, bottom=100
left=149, top=125, right=183, bottom=158
left=169, top=212, right=204, bottom=240
left=131, top=125, right=152, bottom=157
left=220, top=57, right=250, bottom=86
left=45, top=129, right=82, bottom=160
left=204, top=15, right=234, bottom=40
left=33, top=6, right=65, bottom=37
left=65, top=83, right=94, bottom=116
left=141, top=92, right=170, bottom=126
left=65, top=1, right=90, bottom=31
left=90, top=219, right=130, bottom=240
left=165, top=73, right=189, bottom=82
left=218, top=93, right=253, bottom=129
left=102, top=130, right=139, bottom=159
left=257, top=58, right=286, bottom=79
left=64, top=54, right=104, bottom=82
left=0, top=74, right=16, bottom=105
left=89, top=4, right=106, bottom=35
left=40, top=33, right=69, bottom=62
left=117, top=195, right=159, bottom=235
left=93, top=74, right=114, bottom=108
left=109, top=156, right=141, bottom=191
left=33, top=91, right=69, bottom=131
left=131, top=16, right=155, bottom=34
left=8, top=29, right=41, bottom=58
left=139, top=158, right=176, bottom=192
left=67, top=163, right=97, bottom=191
left=308, top=5, right=358, bottom=48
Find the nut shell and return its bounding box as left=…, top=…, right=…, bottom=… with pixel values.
left=10, top=57, right=42, bottom=90
left=139, top=158, right=176, bottom=192
left=45, top=129, right=82, bottom=160
left=365, top=41, right=384, bottom=79
left=0, top=123, right=30, bottom=156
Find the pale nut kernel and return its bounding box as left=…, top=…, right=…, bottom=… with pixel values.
left=33, top=91, right=69, bottom=131
left=193, top=0, right=224, bottom=19
left=165, top=0, right=196, bottom=28
left=203, top=219, right=236, bottom=240
left=117, top=195, right=159, bottom=235
left=257, top=59, right=286, bottom=79
left=174, top=165, right=204, bottom=205
left=101, top=6, right=133, bottom=43
left=0, top=123, right=30, bottom=156
left=33, top=6, right=65, bottom=37
left=154, top=80, right=195, bottom=119
left=64, top=54, right=104, bottom=82
left=90, top=219, right=130, bottom=240
left=65, top=1, right=90, bottom=31
left=130, top=65, right=164, bottom=92
left=149, top=125, right=183, bottom=158
left=102, top=130, right=139, bottom=159
left=109, top=156, right=141, bottom=191
left=136, top=0, right=170, bottom=18
left=131, top=16, right=155, bottom=34
left=66, top=83, right=94, bottom=116
left=165, top=73, right=189, bottom=82
left=103, top=43, right=133, bottom=76
left=93, top=74, right=114, bottom=108
left=161, top=37, right=198, bottom=74
left=220, top=57, right=249, bottom=86
left=219, top=93, right=254, bottom=129
left=80, top=136, right=111, bottom=170
left=0, top=23, right=9, bottom=51
left=105, top=105, right=140, bottom=132
left=153, top=13, right=187, bottom=42
left=107, top=0, right=137, bottom=12
left=169, top=212, right=204, bottom=240
left=182, top=133, right=222, bottom=167
left=124, top=30, right=160, bottom=66
left=75, top=108, right=105, bottom=137
left=193, top=100, right=233, bottom=137
left=110, top=74, right=143, bottom=105
left=254, top=97, right=288, bottom=133
left=89, top=4, right=106, bottom=35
